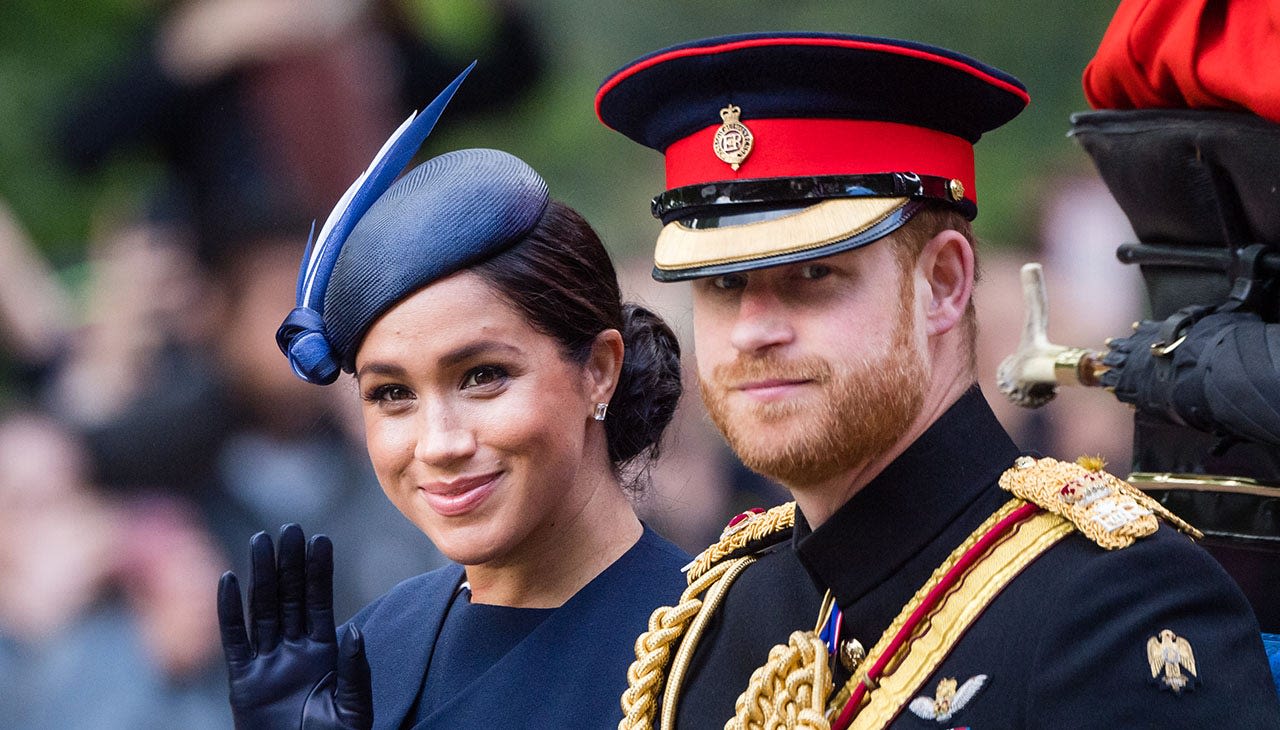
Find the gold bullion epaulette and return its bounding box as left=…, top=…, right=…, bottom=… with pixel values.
left=998, top=455, right=1202, bottom=549
left=683, top=502, right=795, bottom=583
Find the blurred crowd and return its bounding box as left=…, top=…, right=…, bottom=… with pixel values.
left=0, top=1, right=1141, bottom=727
left=0, top=1, right=545, bottom=726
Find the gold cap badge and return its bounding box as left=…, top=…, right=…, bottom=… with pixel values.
left=713, top=104, right=753, bottom=171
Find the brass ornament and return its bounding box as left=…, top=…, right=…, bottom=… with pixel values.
left=713, top=104, right=754, bottom=171
left=721, top=508, right=767, bottom=539
left=839, top=639, right=867, bottom=673
left=1147, top=629, right=1198, bottom=693
left=947, top=178, right=965, bottom=201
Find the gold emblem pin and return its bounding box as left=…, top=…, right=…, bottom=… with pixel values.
left=1147, top=629, right=1198, bottom=693
left=713, top=104, right=753, bottom=171
left=948, top=178, right=965, bottom=201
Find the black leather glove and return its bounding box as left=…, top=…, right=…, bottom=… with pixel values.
left=218, top=524, right=373, bottom=730
left=1101, top=311, right=1280, bottom=446
left=1101, top=316, right=1211, bottom=429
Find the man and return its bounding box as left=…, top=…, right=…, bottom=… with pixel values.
left=596, top=32, right=1280, bottom=728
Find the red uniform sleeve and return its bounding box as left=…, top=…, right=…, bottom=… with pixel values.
left=1083, top=0, right=1280, bottom=122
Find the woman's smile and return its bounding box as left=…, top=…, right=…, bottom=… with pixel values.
left=418, top=471, right=502, bottom=517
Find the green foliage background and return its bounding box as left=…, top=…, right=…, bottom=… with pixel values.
left=0, top=0, right=1122, bottom=266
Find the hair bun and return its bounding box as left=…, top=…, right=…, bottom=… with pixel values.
left=606, top=303, right=683, bottom=466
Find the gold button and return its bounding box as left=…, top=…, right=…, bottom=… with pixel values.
left=839, top=638, right=866, bottom=672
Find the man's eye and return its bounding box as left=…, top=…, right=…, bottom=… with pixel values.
left=712, top=273, right=748, bottom=290
left=462, top=365, right=508, bottom=389
left=800, top=264, right=831, bottom=280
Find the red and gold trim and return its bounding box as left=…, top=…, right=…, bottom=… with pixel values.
left=832, top=499, right=1074, bottom=729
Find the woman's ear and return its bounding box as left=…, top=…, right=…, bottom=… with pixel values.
left=917, top=229, right=975, bottom=338
left=585, top=328, right=625, bottom=404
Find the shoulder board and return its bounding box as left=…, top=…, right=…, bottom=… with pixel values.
left=684, top=502, right=795, bottom=583
left=998, top=456, right=1202, bottom=549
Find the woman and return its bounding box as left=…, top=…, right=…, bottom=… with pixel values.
left=217, top=69, right=688, bottom=728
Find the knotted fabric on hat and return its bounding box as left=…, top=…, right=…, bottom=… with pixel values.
left=1083, top=0, right=1280, bottom=122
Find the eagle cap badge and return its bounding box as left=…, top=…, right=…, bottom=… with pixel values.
left=713, top=104, right=753, bottom=171
left=1147, top=629, right=1199, bottom=693
left=908, top=674, right=988, bottom=723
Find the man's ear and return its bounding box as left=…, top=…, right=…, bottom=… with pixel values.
left=917, top=229, right=974, bottom=337
left=585, top=328, right=625, bottom=404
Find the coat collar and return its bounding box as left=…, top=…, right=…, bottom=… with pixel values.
left=793, top=386, right=1019, bottom=609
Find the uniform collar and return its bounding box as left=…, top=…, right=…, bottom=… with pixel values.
left=793, top=386, right=1019, bottom=608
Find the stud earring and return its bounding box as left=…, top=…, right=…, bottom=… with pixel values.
left=593, top=402, right=609, bottom=421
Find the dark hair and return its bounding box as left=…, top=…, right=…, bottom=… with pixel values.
left=470, top=201, right=683, bottom=490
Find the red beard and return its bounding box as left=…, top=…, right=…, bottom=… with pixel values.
left=699, top=279, right=926, bottom=488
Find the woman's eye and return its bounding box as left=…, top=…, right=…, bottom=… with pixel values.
left=712, top=273, right=747, bottom=290
left=462, top=365, right=508, bottom=390
left=365, top=384, right=413, bottom=403
left=800, top=264, right=831, bottom=280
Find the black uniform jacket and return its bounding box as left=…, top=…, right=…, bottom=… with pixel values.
left=346, top=526, right=688, bottom=729
left=677, top=387, right=1280, bottom=728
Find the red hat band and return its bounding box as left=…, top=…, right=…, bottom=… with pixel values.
left=664, top=117, right=977, bottom=203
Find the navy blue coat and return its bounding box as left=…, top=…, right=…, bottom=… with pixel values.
left=346, top=526, right=688, bottom=729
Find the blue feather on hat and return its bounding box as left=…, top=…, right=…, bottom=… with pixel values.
left=277, top=62, right=475, bottom=385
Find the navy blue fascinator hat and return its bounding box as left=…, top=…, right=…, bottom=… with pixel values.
left=276, top=65, right=550, bottom=384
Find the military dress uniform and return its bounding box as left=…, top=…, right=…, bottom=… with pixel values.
left=597, top=33, right=1280, bottom=728
left=790, top=388, right=1278, bottom=728
left=627, top=388, right=1279, bottom=728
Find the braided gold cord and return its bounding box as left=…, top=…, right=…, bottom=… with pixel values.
left=726, top=630, right=833, bottom=730
left=686, top=503, right=795, bottom=583
left=619, top=560, right=738, bottom=730
left=725, top=490, right=1089, bottom=729
left=661, top=556, right=757, bottom=730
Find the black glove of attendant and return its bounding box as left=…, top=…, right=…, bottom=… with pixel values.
left=218, top=524, right=373, bottom=730
left=1101, top=311, right=1280, bottom=446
